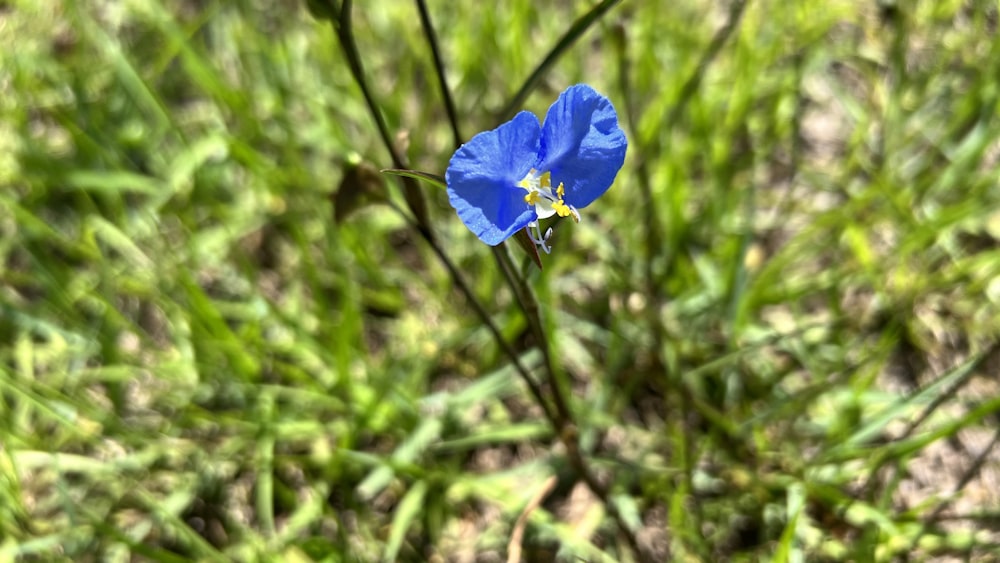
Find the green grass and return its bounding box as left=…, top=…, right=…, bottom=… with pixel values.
left=3, top=0, right=1000, bottom=560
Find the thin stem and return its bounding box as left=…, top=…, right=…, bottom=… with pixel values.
left=664, top=0, right=749, bottom=133
left=612, top=22, right=663, bottom=336
left=493, top=236, right=646, bottom=560
left=488, top=0, right=647, bottom=554
left=496, top=0, right=622, bottom=123
left=492, top=247, right=567, bottom=421
left=333, top=0, right=644, bottom=556
left=493, top=0, right=627, bottom=448
left=327, top=0, right=557, bottom=428
left=425, top=234, right=558, bottom=428
left=334, top=0, right=430, bottom=229
left=414, top=0, right=462, bottom=150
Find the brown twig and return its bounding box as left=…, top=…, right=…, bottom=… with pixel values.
left=507, top=475, right=558, bottom=563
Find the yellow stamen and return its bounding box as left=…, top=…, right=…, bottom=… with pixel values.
left=553, top=200, right=572, bottom=217
left=556, top=183, right=565, bottom=198
left=524, top=191, right=540, bottom=205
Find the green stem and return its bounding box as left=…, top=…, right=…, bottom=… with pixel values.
left=328, top=0, right=557, bottom=427
left=497, top=0, right=623, bottom=123
left=333, top=1, right=644, bottom=556
left=414, top=0, right=463, bottom=150
left=494, top=246, right=644, bottom=558
left=488, top=0, right=649, bottom=555
left=612, top=21, right=663, bottom=346
left=334, top=0, right=430, bottom=229
left=423, top=235, right=557, bottom=428
left=492, top=247, right=568, bottom=422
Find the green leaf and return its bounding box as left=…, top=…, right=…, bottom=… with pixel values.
left=357, top=418, right=442, bottom=500
left=64, top=170, right=164, bottom=196
left=383, top=480, right=428, bottom=562
left=381, top=168, right=446, bottom=190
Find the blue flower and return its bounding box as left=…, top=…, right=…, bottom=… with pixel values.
left=446, top=84, right=627, bottom=252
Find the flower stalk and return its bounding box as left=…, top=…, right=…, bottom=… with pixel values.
left=326, top=0, right=558, bottom=425
left=327, top=0, right=644, bottom=557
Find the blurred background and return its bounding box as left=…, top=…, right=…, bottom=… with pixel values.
left=3, top=0, right=1000, bottom=560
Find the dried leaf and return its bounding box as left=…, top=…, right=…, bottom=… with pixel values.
left=333, top=160, right=386, bottom=224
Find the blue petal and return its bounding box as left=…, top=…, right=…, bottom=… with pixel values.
left=446, top=111, right=541, bottom=245
left=535, top=84, right=627, bottom=209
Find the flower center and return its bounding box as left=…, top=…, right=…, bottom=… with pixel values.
left=517, top=169, right=580, bottom=222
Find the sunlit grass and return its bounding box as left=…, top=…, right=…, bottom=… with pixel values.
left=3, top=0, right=1000, bottom=560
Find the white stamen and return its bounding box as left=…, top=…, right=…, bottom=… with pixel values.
left=527, top=222, right=552, bottom=254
